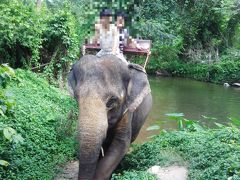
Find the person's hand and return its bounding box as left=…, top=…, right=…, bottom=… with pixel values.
left=147, top=50, right=151, bottom=56
left=136, top=44, right=144, bottom=50
left=82, top=45, right=86, bottom=55
left=95, top=22, right=100, bottom=30
left=94, top=41, right=98, bottom=46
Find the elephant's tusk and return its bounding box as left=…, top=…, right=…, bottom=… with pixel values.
left=101, top=147, right=105, bottom=157
left=123, top=108, right=128, bottom=116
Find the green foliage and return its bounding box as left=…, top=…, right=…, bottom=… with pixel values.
left=1, top=0, right=239, bottom=84
left=131, top=0, right=239, bottom=79
left=146, top=125, right=160, bottom=131
left=0, top=0, right=79, bottom=82
left=0, top=64, right=15, bottom=88
left=134, top=0, right=239, bottom=64
left=41, top=2, right=80, bottom=82
left=0, top=69, right=77, bottom=179
left=2, top=126, right=24, bottom=143
left=112, top=170, right=156, bottom=180
left=0, top=0, right=44, bottom=67
left=166, top=113, right=188, bottom=131
left=0, top=64, right=15, bottom=116
left=0, top=160, right=10, bottom=167
left=72, top=0, right=239, bottom=83
left=0, top=88, right=15, bottom=116
left=229, top=117, right=240, bottom=128
left=0, top=122, right=24, bottom=168
left=0, top=64, right=23, bottom=169
left=117, top=126, right=240, bottom=179
left=150, top=59, right=240, bottom=84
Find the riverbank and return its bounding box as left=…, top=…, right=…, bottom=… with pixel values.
left=1, top=70, right=240, bottom=179
left=146, top=59, right=240, bottom=85
left=57, top=124, right=240, bottom=180
left=114, top=125, right=240, bottom=179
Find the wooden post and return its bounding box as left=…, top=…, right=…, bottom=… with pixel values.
left=143, top=53, right=151, bottom=69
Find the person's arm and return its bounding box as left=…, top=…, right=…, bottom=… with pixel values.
left=127, top=36, right=151, bottom=55
left=127, top=36, right=143, bottom=49
left=92, top=23, right=100, bottom=45
left=112, top=26, right=118, bottom=55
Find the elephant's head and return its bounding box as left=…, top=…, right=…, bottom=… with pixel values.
left=68, top=55, right=151, bottom=179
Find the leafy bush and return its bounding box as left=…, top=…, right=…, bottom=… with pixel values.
left=0, top=0, right=44, bottom=67
left=133, top=0, right=239, bottom=63
left=0, top=0, right=79, bottom=82
left=41, top=3, right=79, bottom=82
left=0, top=123, right=24, bottom=168
left=112, top=170, right=156, bottom=180
left=0, top=64, right=15, bottom=116
left=0, top=64, right=23, bottom=170
left=0, top=69, right=77, bottom=179
left=114, top=114, right=240, bottom=179
left=149, top=59, right=240, bottom=84
left=116, top=126, right=240, bottom=179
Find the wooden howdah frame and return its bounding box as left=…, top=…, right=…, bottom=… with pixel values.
left=84, top=39, right=151, bottom=69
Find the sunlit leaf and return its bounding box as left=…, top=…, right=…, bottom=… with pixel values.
left=229, top=117, right=240, bottom=126
left=146, top=125, right=160, bottom=131
left=12, top=134, right=24, bottom=144
left=215, top=122, right=225, bottom=128
left=178, top=119, right=184, bottom=130
left=165, top=113, right=184, bottom=121
left=0, top=160, right=9, bottom=167
left=1, top=105, right=7, bottom=114
left=185, top=119, right=195, bottom=125
left=0, top=122, right=4, bottom=130
left=192, top=123, right=204, bottom=131
left=3, top=127, right=16, bottom=141
left=147, top=135, right=157, bottom=139
left=2, top=64, right=15, bottom=77
left=0, top=109, right=5, bottom=116
left=165, top=113, right=184, bottom=117
left=201, top=115, right=217, bottom=120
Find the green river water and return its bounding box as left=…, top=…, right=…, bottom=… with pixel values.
left=135, top=77, right=240, bottom=143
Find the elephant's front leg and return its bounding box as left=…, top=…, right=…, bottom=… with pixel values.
left=94, top=112, right=132, bottom=180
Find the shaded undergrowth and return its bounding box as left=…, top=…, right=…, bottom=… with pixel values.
left=114, top=123, right=240, bottom=179
left=0, top=69, right=78, bottom=179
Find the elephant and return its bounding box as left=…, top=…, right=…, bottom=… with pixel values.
left=68, top=55, right=152, bottom=180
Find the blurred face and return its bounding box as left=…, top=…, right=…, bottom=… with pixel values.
left=100, top=16, right=112, bottom=26
left=117, top=16, right=125, bottom=28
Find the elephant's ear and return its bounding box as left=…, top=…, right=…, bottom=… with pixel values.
left=67, top=66, right=76, bottom=97
left=127, top=64, right=151, bottom=112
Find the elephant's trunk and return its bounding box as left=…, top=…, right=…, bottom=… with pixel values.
left=77, top=95, right=108, bottom=180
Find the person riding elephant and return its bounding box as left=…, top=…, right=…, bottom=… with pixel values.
left=68, top=55, right=152, bottom=180
left=92, top=8, right=128, bottom=64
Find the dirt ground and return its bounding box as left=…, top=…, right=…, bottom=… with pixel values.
left=56, top=161, right=188, bottom=180
left=56, top=161, right=78, bottom=180
left=148, top=165, right=188, bottom=180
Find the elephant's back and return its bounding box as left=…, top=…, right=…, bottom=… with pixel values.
left=80, top=55, right=122, bottom=65
left=80, top=55, right=128, bottom=72
left=80, top=55, right=98, bottom=63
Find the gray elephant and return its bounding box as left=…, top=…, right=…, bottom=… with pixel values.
left=68, top=55, right=152, bottom=180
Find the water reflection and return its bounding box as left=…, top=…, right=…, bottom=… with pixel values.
left=135, top=77, right=240, bottom=143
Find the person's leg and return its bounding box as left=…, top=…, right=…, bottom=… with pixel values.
left=116, top=53, right=128, bottom=64
left=96, top=50, right=104, bottom=57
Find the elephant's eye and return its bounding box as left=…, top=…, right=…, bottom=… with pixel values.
left=106, top=96, right=119, bottom=109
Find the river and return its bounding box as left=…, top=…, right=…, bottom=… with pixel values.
left=135, top=77, right=240, bottom=143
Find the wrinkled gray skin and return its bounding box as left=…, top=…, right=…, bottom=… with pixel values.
left=68, top=55, right=152, bottom=180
